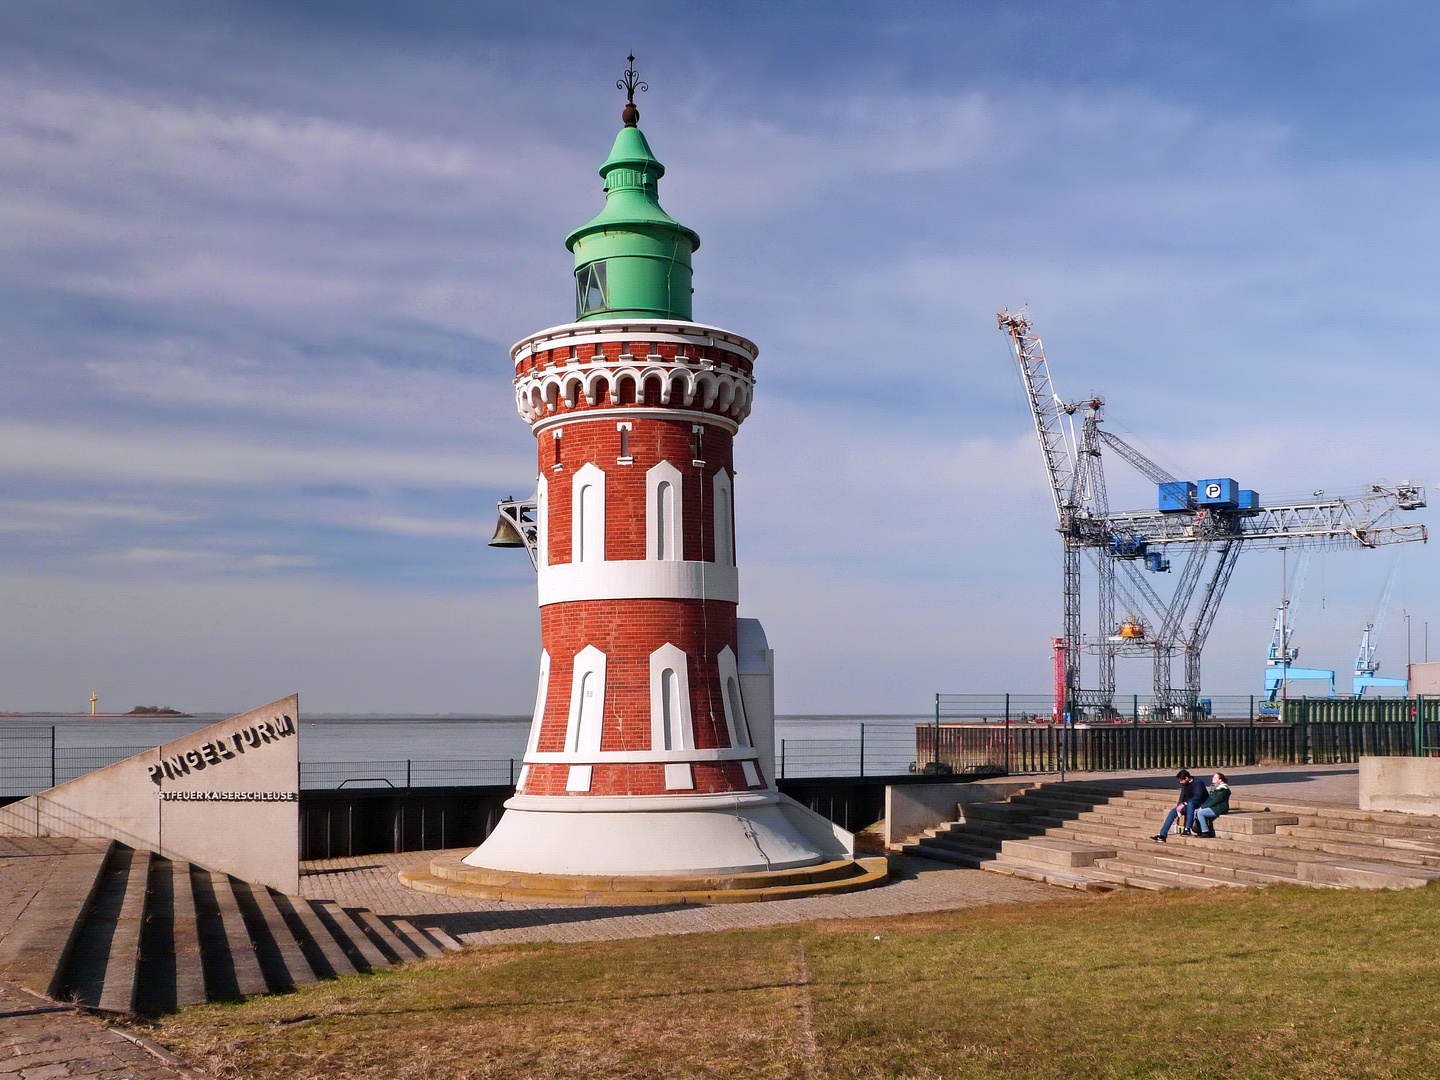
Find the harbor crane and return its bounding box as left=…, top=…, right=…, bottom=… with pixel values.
left=999, top=308, right=1428, bottom=718
left=1353, top=560, right=1408, bottom=696
left=1263, top=550, right=1336, bottom=702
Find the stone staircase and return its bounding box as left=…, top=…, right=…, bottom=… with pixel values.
left=0, top=838, right=461, bottom=1014
left=901, top=781, right=1440, bottom=893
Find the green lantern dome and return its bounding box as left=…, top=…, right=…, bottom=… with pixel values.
left=565, top=60, right=700, bottom=322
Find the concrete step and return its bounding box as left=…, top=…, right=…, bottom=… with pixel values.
left=0, top=842, right=443, bottom=1014
left=1213, top=812, right=1301, bottom=836
left=959, top=802, right=1049, bottom=824
left=998, top=837, right=1117, bottom=868
left=1076, top=865, right=1181, bottom=891
left=902, top=843, right=982, bottom=869
left=1055, top=822, right=1306, bottom=871
left=392, top=918, right=445, bottom=959
left=1272, top=833, right=1440, bottom=868
left=315, top=901, right=392, bottom=972
left=1288, top=814, right=1440, bottom=840
left=419, top=925, right=464, bottom=952
left=353, top=908, right=418, bottom=963
left=0, top=840, right=112, bottom=999
left=917, top=780, right=1440, bottom=895
left=978, top=860, right=1118, bottom=892
left=1096, top=847, right=1299, bottom=885
left=953, top=819, right=1064, bottom=842
left=233, top=878, right=318, bottom=991
left=1276, top=824, right=1440, bottom=855
left=1293, top=858, right=1440, bottom=890
left=135, top=859, right=207, bottom=1013
left=917, top=835, right=1003, bottom=862
left=1013, top=788, right=1118, bottom=808
left=273, top=893, right=359, bottom=979
left=1277, top=804, right=1440, bottom=828
left=1089, top=860, right=1237, bottom=890
left=64, top=845, right=148, bottom=1011
left=921, top=827, right=1007, bottom=851
left=927, top=821, right=1023, bottom=845
left=97, top=849, right=151, bottom=1013
left=192, top=869, right=269, bottom=999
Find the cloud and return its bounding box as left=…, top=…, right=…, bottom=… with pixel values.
left=0, top=4, right=1434, bottom=712
left=0, top=499, right=190, bottom=532
left=0, top=421, right=530, bottom=486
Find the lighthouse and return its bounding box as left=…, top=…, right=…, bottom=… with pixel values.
left=421, top=60, right=885, bottom=897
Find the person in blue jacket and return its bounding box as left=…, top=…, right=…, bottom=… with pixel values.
left=1150, top=769, right=1208, bottom=842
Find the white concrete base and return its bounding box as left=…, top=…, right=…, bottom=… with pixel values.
left=463, top=790, right=852, bottom=876
left=1360, top=756, right=1440, bottom=816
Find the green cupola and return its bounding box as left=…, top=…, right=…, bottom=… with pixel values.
left=565, top=57, right=700, bottom=322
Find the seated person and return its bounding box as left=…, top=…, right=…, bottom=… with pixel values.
left=1151, top=769, right=1208, bottom=842
left=1192, top=773, right=1232, bottom=837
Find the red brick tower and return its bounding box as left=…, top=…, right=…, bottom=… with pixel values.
left=461, top=62, right=846, bottom=877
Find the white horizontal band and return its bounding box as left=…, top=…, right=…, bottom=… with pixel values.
left=512, top=318, right=758, bottom=367
left=537, top=559, right=738, bottom=605
left=504, top=791, right=779, bottom=813
left=532, top=408, right=739, bottom=438
left=524, top=747, right=761, bottom=765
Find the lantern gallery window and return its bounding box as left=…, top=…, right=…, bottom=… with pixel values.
left=575, top=261, right=608, bottom=317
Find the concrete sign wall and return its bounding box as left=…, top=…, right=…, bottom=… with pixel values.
left=1359, top=755, right=1440, bottom=816
left=1408, top=662, right=1440, bottom=696
left=0, top=695, right=300, bottom=894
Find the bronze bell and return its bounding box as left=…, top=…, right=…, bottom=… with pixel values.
left=488, top=513, right=526, bottom=548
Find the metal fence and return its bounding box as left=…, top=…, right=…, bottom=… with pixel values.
left=6, top=704, right=1437, bottom=799
left=916, top=719, right=1438, bottom=775
left=0, top=729, right=526, bottom=798
left=0, top=736, right=157, bottom=796
left=0, top=727, right=54, bottom=795
left=776, top=724, right=918, bottom=779
left=297, top=758, right=519, bottom=790
left=937, top=693, right=1276, bottom=724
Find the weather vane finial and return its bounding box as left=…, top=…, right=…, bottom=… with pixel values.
left=618, top=53, right=647, bottom=127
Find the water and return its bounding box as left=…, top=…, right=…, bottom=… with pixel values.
left=0, top=712, right=928, bottom=786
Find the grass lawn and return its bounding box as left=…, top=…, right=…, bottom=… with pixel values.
left=142, top=882, right=1440, bottom=1080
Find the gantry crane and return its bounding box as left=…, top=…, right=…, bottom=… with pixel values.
left=1353, top=559, right=1408, bottom=696
left=1263, top=551, right=1336, bottom=701
left=999, top=308, right=1428, bottom=717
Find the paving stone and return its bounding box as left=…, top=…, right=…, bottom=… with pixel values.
left=0, top=977, right=193, bottom=1080
left=298, top=849, right=1064, bottom=947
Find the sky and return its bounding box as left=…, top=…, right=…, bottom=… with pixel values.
left=1, top=0, right=1438, bottom=714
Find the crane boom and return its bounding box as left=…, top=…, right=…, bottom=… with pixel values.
left=1095, top=429, right=1177, bottom=486
left=998, top=310, right=1080, bottom=526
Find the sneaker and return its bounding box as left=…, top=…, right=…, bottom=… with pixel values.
left=1150, top=834, right=1166, bottom=843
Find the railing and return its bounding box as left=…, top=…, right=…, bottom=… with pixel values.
left=776, top=724, right=917, bottom=779
left=916, top=720, right=1436, bottom=774
left=1277, top=697, right=1439, bottom=724
left=0, top=740, right=156, bottom=796
left=6, top=705, right=1436, bottom=799
left=0, top=731, right=525, bottom=798
left=298, top=759, right=519, bottom=790
left=935, top=693, right=1268, bottom=724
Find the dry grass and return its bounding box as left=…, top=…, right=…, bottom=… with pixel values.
left=142, top=883, right=1440, bottom=1080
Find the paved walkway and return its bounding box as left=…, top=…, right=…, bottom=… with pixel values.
left=300, top=852, right=1066, bottom=945
left=0, top=978, right=194, bottom=1080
